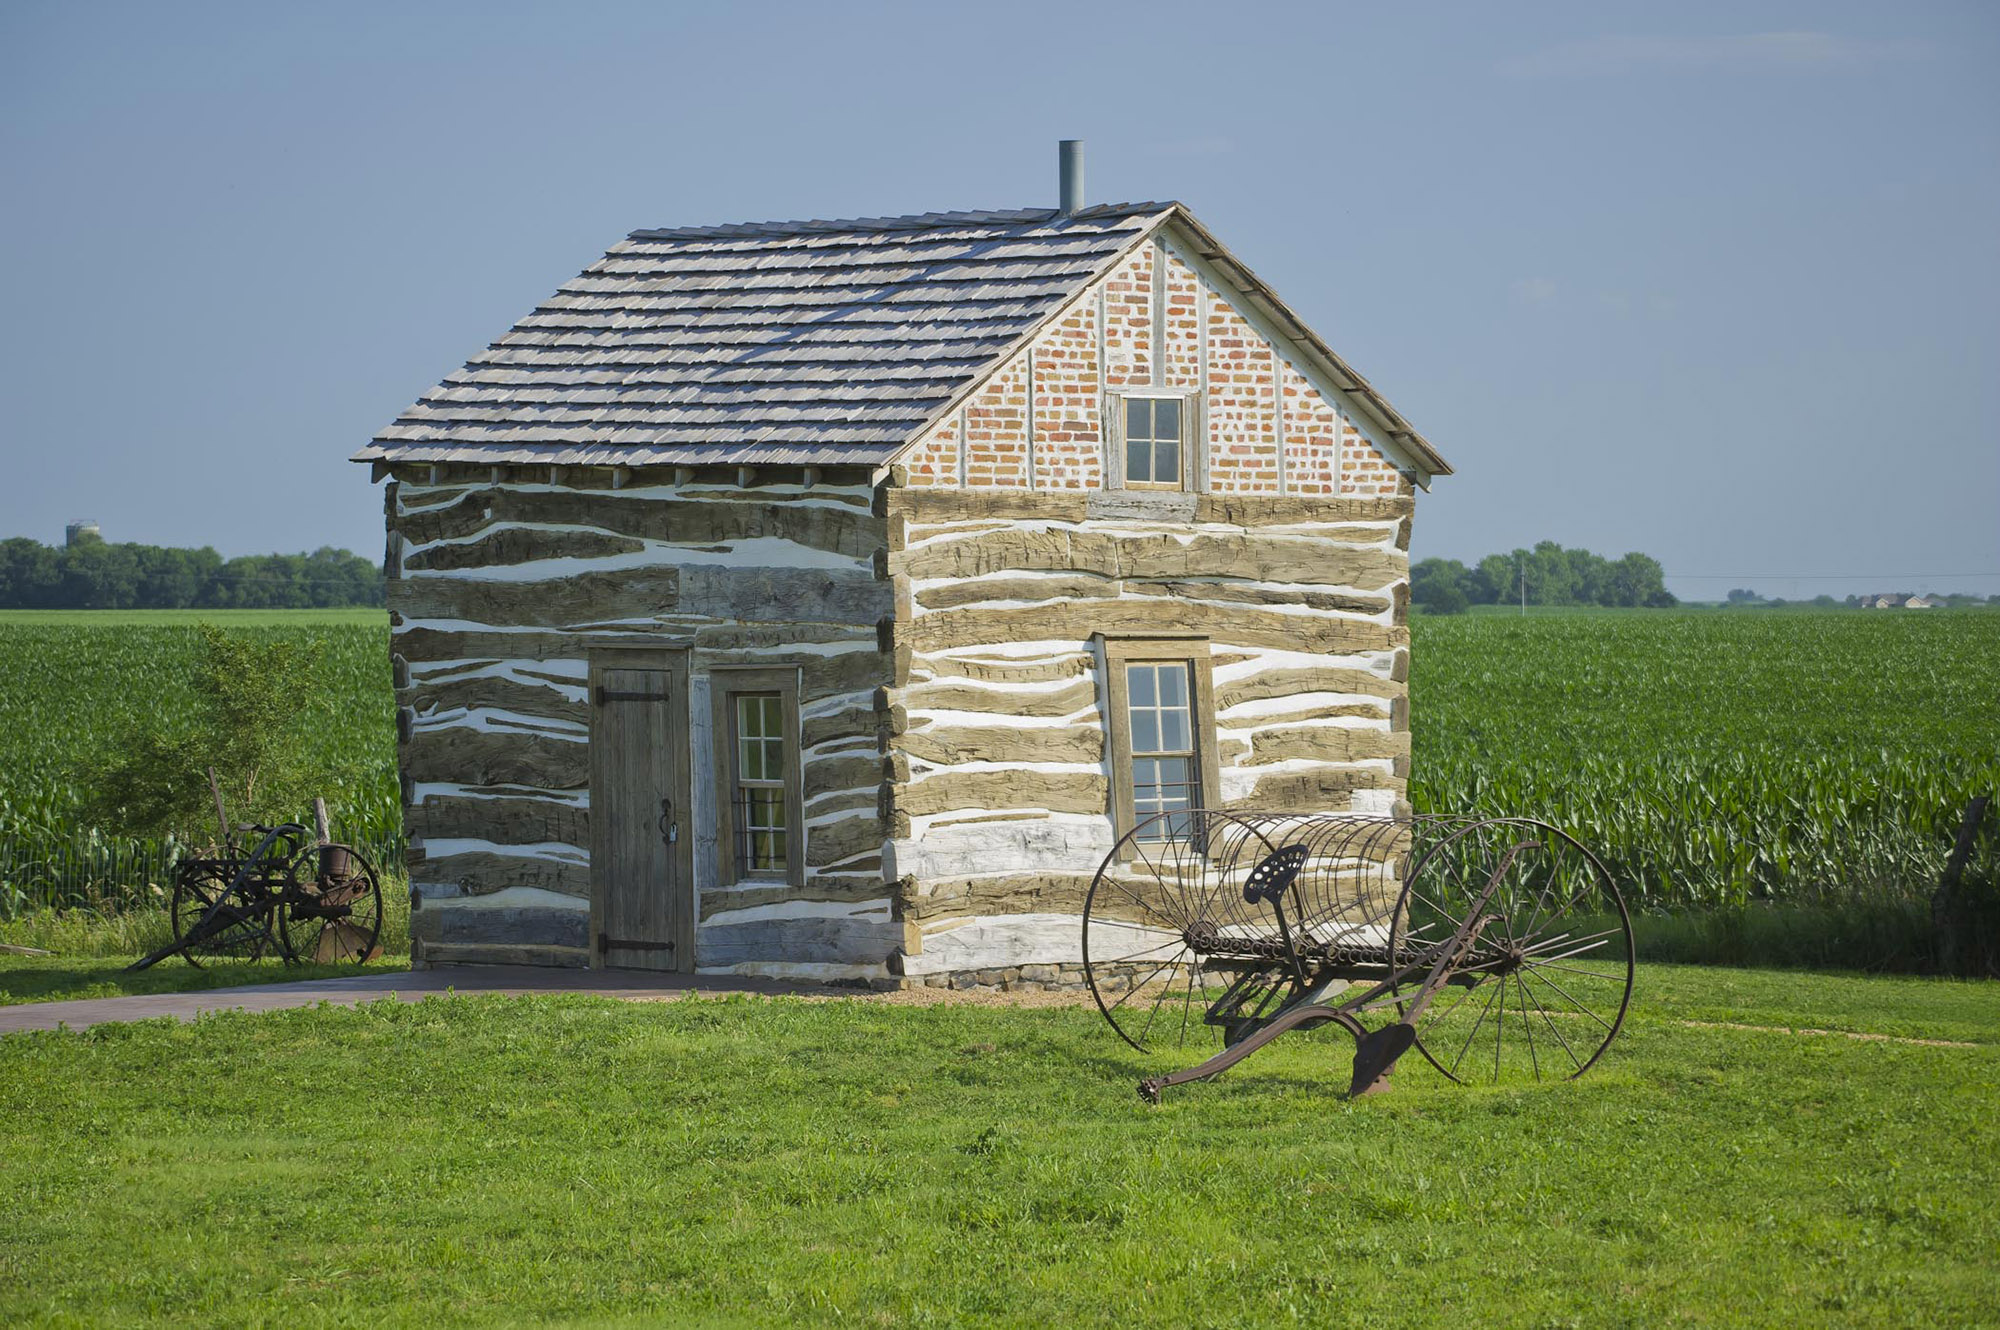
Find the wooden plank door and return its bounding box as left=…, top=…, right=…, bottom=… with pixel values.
left=589, top=656, right=692, bottom=971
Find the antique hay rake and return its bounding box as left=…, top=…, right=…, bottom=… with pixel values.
left=1081, top=811, right=1634, bottom=1101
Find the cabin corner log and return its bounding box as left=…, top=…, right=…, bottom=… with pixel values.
left=804, top=810, right=887, bottom=869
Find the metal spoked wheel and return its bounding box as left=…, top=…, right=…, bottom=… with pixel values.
left=1388, top=817, right=1634, bottom=1085
left=1082, top=811, right=1249, bottom=1053
left=280, top=843, right=384, bottom=965
left=1081, top=811, right=1414, bottom=1054
left=168, top=862, right=256, bottom=965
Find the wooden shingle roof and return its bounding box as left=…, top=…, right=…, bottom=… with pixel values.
left=358, top=204, right=1170, bottom=469
left=356, top=201, right=1449, bottom=479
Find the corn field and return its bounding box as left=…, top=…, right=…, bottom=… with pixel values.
left=1410, top=609, right=2000, bottom=910
left=0, top=616, right=397, bottom=918
left=2, top=608, right=1995, bottom=921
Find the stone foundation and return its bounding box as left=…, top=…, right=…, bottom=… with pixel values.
left=908, top=959, right=1167, bottom=996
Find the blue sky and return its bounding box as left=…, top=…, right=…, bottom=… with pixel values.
left=3, top=0, right=1994, bottom=599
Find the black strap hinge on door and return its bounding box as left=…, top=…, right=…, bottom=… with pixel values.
left=599, top=932, right=675, bottom=953
left=596, top=686, right=670, bottom=705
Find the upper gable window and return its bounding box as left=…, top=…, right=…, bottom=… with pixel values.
left=1123, top=397, right=1183, bottom=488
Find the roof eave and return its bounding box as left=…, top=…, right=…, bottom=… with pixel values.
left=1159, top=207, right=1451, bottom=484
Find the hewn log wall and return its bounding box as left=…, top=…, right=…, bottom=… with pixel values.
left=386, top=467, right=898, bottom=975
left=880, top=488, right=1411, bottom=979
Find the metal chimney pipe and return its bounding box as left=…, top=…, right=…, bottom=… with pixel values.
left=1058, top=140, right=1084, bottom=216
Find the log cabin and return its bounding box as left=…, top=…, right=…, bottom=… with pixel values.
left=356, top=148, right=1452, bottom=986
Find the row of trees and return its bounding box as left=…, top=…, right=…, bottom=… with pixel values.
left=0, top=535, right=384, bottom=609
left=1413, top=542, right=1675, bottom=613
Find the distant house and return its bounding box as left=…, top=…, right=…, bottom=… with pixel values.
left=1905, top=596, right=1938, bottom=609
left=355, top=155, right=1451, bottom=983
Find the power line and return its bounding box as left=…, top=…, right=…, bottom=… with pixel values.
left=1670, top=572, right=1998, bottom=581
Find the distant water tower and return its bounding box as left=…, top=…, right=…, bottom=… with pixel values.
left=65, top=519, right=101, bottom=546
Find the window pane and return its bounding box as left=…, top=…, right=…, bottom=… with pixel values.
left=1131, top=709, right=1159, bottom=754
left=1125, top=397, right=1151, bottom=439
left=742, top=787, right=787, bottom=873
left=761, top=695, right=782, bottom=735
left=1154, top=439, right=1178, bottom=483
left=1128, top=664, right=1156, bottom=707
left=1155, top=397, right=1181, bottom=440
left=1160, top=708, right=1188, bottom=753
left=1126, top=444, right=1151, bottom=484
left=752, top=787, right=786, bottom=831
left=738, top=735, right=763, bottom=781
left=1159, top=664, right=1188, bottom=707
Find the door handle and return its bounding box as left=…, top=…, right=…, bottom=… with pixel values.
left=658, top=797, right=679, bottom=845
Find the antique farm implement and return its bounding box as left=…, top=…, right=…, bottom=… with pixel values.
left=129, top=798, right=384, bottom=971
left=1081, top=812, right=1634, bottom=1101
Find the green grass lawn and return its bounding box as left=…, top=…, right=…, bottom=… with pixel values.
left=2, top=965, right=1994, bottom=1326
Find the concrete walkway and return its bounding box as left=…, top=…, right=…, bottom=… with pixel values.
left=0, top=965, right=831, bottom=1035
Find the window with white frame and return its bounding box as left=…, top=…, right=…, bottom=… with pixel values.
left=1123, top=396, right=1184, bottom=488
left=1125, top=661, right=1200, bottom=837
left=733, top=693, right=788, bottom=875
left=711, top=668, right=804, bottom=885
left=1100, top=637, right=1218, bottom=849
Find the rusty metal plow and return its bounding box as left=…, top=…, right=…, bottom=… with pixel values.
left=128, top=818, right=386, bottom=973
left=1079, top=812, right=1635, bottom=1102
